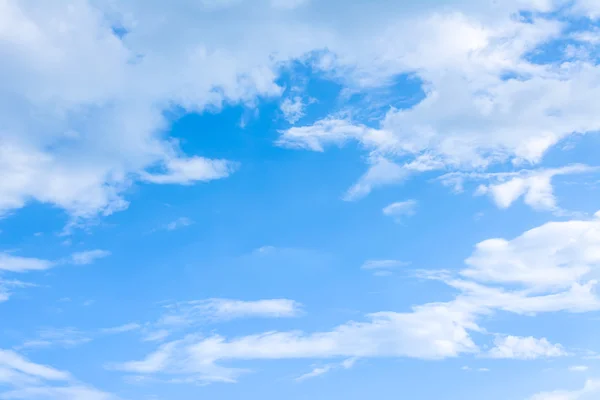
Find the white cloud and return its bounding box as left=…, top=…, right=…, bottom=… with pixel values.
left=2, top=0, right=599, bottom=217
left=17, top=328, right=92, bottom=350
left=69, top=250, right=111, bottom=266
left=142, top=330, right=171, bottom=343
left=440, top=165, right=598, bottom=213
left=0, top=350, right=70, bottom=382
left=113, top=304, right=479, bottom=382
left=0, top=350, right=117, bottom=399
left=140, top=157, right=237, bottom=185
left=529, top=379, right=600, bottom=400
left=382, top=200, right=417, bottom=222
left=296, top=358, right=357, bottom=382
left=158, top=299, right=302, bottom=327
left=165, top=217, right=194, bottom=231
left=276, top=8, right=600, bottom=199
left=570, top=366, right=590, bottom=372
left=280, top=97, right=305, bottom=124
left=0, top=280, right=31, bottom=303
left=488, top=335, right=566, bottom=360
left=0, top=385, right=119, bottom=400
left=112, top=212, right=600, bottom=383
left=0, top=254, right=53, bottom=273
left=295, top=365, right=333, bottom=382
left=461, top=213, right=600, bottom=290
left=345, top=157, right=410, bottom=201
left=101, top=323, right=141, bottom=335
left=361, top=260, right=410, bottom=276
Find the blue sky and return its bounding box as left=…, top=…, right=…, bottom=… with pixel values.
left=2, top=1, right=600, bottom=399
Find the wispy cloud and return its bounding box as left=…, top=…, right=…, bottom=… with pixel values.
left=69, top=250, right=111, bottom=265
left=17, top=328, right=92, bottom=350
left=361, top=259, right=410, bottom=276
left=101, top=323, right=141, bottom=335
left=382, top=200, right=417, bottom=222
left=0, top=253, right=54, bottom=273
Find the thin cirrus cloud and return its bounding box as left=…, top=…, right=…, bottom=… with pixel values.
left=361, top=260, right=410, bottom=276
left=0, top=349, right=117, bottom=399
left=382, top=200, right=417, bottom=222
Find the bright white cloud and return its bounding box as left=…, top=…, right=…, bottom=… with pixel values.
left=462, top=213, right=600, bottom=289
left=440, top=165, right=598, bottom=213
left=113, top=212, right=600, bottom=383
left=140, top=157, right=237, bottom=185
left=113, top=303, right=479, bottom=383
left=69, top=250, right=111, bottom=266
left=382, top=200, right=417, bottom=222
left=488, top=335, right=566, bottom=360
left=2, top=0, right=599, bottom=217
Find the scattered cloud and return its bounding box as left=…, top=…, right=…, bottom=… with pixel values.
left=280, top=97, right=305, bottom=124
left=461, top=213, right=600, bottom=290
left=570, top=366, right=590, bottom=372
left=0, top=348, right=116, bottom=399
left=165, top=217, right=194, bottom=231
left=17, top=328, right=92, bottom=350
left=101, top=323, right=141, bottom=335
left=439, top=165, right=598, bottom=214
left=296, top=358, right=357, bottom=382
left=488, top=336, right=566, bottom=360
left=529, top=379, right=600, bottom=400
left=157, top=299, right=302, bottom=328
left=382, top=200, right=417, bottom=222
left=69, top=250, right=111, bottom=266
left=140, top=157, right=238, bottom=186
left=111, top=212, right=600, bottom=383
left=0, top=254, right=54, bottom=273
left=295, top=365, right=333, bottom=382
left=361, top=260, right=410, bottom=276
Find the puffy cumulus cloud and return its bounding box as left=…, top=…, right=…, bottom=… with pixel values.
left=4, top=0, right=600, bottom=219
left=110, top=212, right=600, bottom=384
left=529, top=379, right=600, bottom=400
left=0, top=349, right=116, bottom=399
left=439, top=165, right=598, bottom=213
left=462, top=213, right=600, bottom=290
left=487, top=335, right=566, bottom=359
left=278, top=4, right=600, bottom=199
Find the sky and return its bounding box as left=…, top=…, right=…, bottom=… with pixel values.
left=2, top=0, right=600, bottom=399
